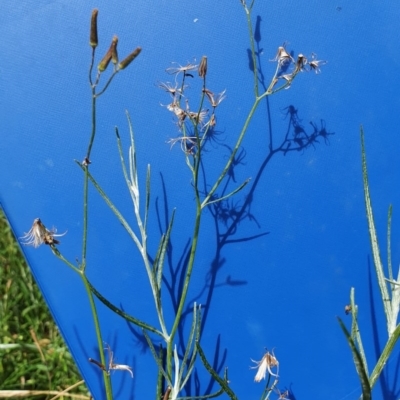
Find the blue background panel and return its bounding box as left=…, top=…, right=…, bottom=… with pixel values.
left=1, top=1, right=400, bottom=399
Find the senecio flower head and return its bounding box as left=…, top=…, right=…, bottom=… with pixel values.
left=20, top=218, right=66, bottom=247
left=251, top=350, right=279, bottom=382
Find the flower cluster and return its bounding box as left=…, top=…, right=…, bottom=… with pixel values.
left=270, top=45, right=326, bottom=91
left=160, top=58, right=226, bottom=154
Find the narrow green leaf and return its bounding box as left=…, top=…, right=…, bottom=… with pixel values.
left=178, top=304, right=200, bottom=390
left=176, top=388, right=224, bottom=400
left=143, top=329, right=172, bottom=387
left=126, top=111, right=139, bottom=208
left=88, top=279, right=163, bottom=337
left=360, top=126, right=392, bottom=334
left=115, top=126, right=133, bottom=196
left=76, top=161, right=142, bottom=251
left=144, top=164, right=151, bottom=233
left=369, top=322, right=400, bottom=388
left=156, top=209, right=175, bottom=289
left=202, top=178, right=251, bottom=209
left=350, top=288, right=369, bottom=375
left=387, top=205, right=393, bottom=283
left=196, top=342, right=238, bottom=400
left=337, top=316, right=371, bottom=399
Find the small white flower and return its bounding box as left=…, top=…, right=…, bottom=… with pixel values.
left=251, top=350, right=279, bottom=382
left=20, top=218, right=66, bottom=247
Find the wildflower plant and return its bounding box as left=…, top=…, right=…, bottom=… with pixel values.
left=20, top=1, right=330, bottom=399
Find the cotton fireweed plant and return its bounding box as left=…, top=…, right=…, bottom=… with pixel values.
left=20, top=1, right=327, bottom=399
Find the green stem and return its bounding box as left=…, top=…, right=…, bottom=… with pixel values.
left=81, top=273, right=113, bottom=400
left=201, top=97, right=259, bottom=208
left=243, top=4, right=258, bottom=97
left=86, top=91, right=97, bottom=160
left=49, top=245, right=113, bottom=398
left=82, top=91, right=96, bottom=271
left=167, top=188, right=202, bottom=377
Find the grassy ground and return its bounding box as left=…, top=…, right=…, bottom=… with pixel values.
left=0, top=208, right=90, bottom=399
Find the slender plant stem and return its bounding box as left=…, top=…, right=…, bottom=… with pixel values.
left=243, top=4, right=258, bottom=97
left=82, top=91, right=96, bottom=272
left=81, top=273, right=113, bottom=399
left=86, top=91, right=97, bottom=161
left=202, top=97, right=259, bottom=208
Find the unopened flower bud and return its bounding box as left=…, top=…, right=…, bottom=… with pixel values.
left=90, top=9, right=99, bottom=48
left=198, top=56, right=207, bottom=78
left=118, top=47, right=142, bottom=70
left=111, top=36, right=119, bottom=64
left=98, top=36, right=118, bottom=72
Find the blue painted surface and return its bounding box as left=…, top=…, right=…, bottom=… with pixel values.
left=1, top=1, right=400, bottom=399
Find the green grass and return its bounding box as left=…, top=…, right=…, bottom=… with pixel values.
left=0, top=208, right=89, bottom=399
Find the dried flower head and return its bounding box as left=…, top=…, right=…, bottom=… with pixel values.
left=166, top=62, right=198, bottom=76
left=20, top=218, right=66, bottom=248
left=204, top=89, right=226, bottom=108
left=105, top=343, right=134, bottom=378
left=167, top=136, right=197, bottom=153
left=90, top=344, right=133, bottom=378
left=276, top=389, right=290, bottom=399
left=188, top=109, right=209, bottom=126
left=166, top=102, right=187, bottom=124
left=272, top=46, right=294, bottom=66
left=279, top=74, right=293, bottom=89
left=295, top=53, right=307, bottom=72
left=158, top=81, right=184, bottom=98
left=205, top=113, right=217, bottom=129
left=308, top=53, right=326, bottom=74
left=251, top=350, right=279, bottom=382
